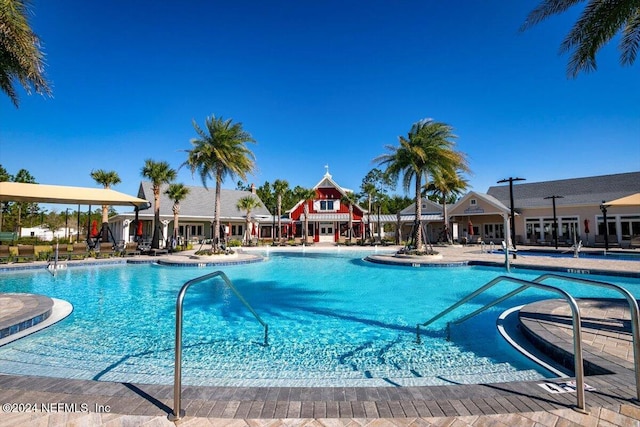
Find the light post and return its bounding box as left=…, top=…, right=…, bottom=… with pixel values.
left=497, top=177, right=526, bottom=256
left=76, top=205, right=81, bottom=243
left=377, top=203, right=382, bottom=242
left=544, top=195, right=564, bottom=249
left=65, top=208, right=69, bottom=240
left=272, top=205, right=276, bottom=245
left=0, top=202, right=8, bottom=231
left=600, top=201, right=609, bottom=251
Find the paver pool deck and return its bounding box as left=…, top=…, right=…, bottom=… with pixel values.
left=0, top=244, right=639, bottom=426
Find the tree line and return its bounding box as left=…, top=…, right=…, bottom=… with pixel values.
left=6, top=1, right=637, bottom=251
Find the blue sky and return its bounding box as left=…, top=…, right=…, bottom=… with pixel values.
left=1, top=1, right=638, bottom=211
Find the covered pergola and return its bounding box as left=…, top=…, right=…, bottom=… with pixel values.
left=0, top=182, right=150, bottom=242
left=607, top=193, right=640, bottom=206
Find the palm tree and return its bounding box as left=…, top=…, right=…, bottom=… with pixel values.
left=340, top=191, right=359, bottom=243
left=90, top=169, right=121, bottom=242
left=164, top=183, right=190, bottom=246
left=183, top=115, right=256, bottom=249
left=0, top=0, right=52, bottom=107
left=423, top=169, right=469, bottom=244
left=272, top=179, right=289, bottom=244
left=296, top=188, right=317, bottom=244
left=521, top=0, right=640, bottom=77
left=360, top=182, right=377, bottom=242
left=375, top=119, right=468, bottom=252
left=236, top=195, right=261, bottom=245
left=141, top=159, right=177, bottom=249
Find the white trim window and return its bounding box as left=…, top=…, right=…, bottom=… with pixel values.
left=620, top=215, right=640, bottom=239
left=596, top=215, right=617, bottom=236
left=314, top=199, right=340, bottom=211
left=483, top=223, right=504, bottom=239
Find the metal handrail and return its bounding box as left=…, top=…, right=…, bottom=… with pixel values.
left=435, top=273, right=640, bottom=402
left=533, top=273, right=640, bottom=401
left=46, top=242, right=63, bottom=277
left=415, top=275, right=588, bottom=413
left=168, top=270, right=268, bottom=421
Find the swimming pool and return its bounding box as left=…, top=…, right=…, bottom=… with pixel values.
left=1, top=250, right=639, bottom=387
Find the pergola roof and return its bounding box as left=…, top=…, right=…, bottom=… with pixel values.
left=0, top=182, right=151, bottom=209
left=606, top=192, right=640, bottom=206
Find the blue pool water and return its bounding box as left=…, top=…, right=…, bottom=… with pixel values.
left=1, top=250, right=639, bottom=387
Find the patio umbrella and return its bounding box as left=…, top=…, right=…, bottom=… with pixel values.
left=136, top=220, right=143, bottom=237
left=468, top=220, right=474, bottom=237
left=90, top=220, right=99, bottom=238
left=584, top=219, right=590, bottom=234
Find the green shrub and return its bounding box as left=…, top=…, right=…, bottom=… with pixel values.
left=195, top=248, right=235, bottom=256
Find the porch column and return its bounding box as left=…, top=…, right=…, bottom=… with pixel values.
left=161, top=220, right=170, bottom=248
left=503, top=214, right=511, bottom=247
left=123, top=219, right=131, bottom=243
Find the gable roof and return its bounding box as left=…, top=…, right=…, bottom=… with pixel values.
left=137, top=181, right=271, bottom=219
left=399, top=198, right=443, bottom=215
left=486, top=172, right=640, bottom=209
left=449, top=191, right=511, bottom=216
left=288, top=171, right=367, bottom=215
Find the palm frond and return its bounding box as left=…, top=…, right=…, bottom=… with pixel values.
left=520, top=0, right=585, bottom=30
left=620, top=7, right=640, bottom=64
left=522, top=0, right=639, bottom=77
left=561, top=0, right=636, bottom=76
left=0, top=0, right=52, bottom=106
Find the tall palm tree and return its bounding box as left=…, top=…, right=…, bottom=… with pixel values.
left=0, top=0, right=52, bottom=107
left=141, top=159, right=176, bottom=249
left=296, top=188, right=317, bottom=244
left=521, top=0, right=640, bottom=77
left=375, top=119, right=468, bottom=252
left=183, top=115, right=255, bottom=249
left=340, top=191, right=359, bottom=243
left=90, top=169, right=121, bottom=242
left=360, top=182, right=377, bottom=242
left=272, top=179, right=289, bottom=244
left=164, top=183, right=190, bottom=245
left=236, top=195, right=261, bottom=245
left=423, top=169, right=469, bottom=244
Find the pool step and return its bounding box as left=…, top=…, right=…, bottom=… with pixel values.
left=0, top=293, right=53, bottom=342
left=0, top=337, right=545, bottom=386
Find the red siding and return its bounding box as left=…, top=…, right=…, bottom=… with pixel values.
left=289, top=186, right=365, bottom=221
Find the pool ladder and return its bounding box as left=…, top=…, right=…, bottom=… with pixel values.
left=415, top=273, right=640, bottom=414
left=168, top=271, right=269, bottom=421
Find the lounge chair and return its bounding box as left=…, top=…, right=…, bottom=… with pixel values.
left=138, top=240, right=151, bottom=254
left=96, top=242, right=117, bottom=258
left=0, top=232, right=17, bottom=244
left=628, top=236, right=640, bottom=249
left=69, top=243, right=89, bottom=260
left=0, top=245, right=11, bottom=263
left=15, top=245, right=35, bottom=262
left=122, top=242, right=140, bottom=256
left=594, top=235, right=619, bottom=248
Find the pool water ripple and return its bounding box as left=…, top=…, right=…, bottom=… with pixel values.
left=1, top=251, right=639, bottom=387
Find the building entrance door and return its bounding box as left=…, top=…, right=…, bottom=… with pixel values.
left=319, top=222, right=334, bottom=242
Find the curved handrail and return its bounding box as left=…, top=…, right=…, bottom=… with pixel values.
left=415, top=275, right=587, bottom=412
left=533, top=273, right=640, bottom=401
left=169, top=270, right=268, bottom=421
